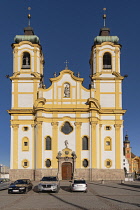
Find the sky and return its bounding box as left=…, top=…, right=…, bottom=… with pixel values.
left=0, top=0, right=140, bottom=167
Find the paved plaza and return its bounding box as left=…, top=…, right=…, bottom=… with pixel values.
left=0, top=180, right=140, bottom=209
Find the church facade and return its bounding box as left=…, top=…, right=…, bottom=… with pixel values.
left=8, top=22, right=126, bottom=181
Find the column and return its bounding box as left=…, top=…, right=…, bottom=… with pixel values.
left=51, top=122, right=59, bottom=168
left=99, top=124, right=102, bottom=168
left=12, top=124, right=19, bottom=169
left=74, top=122, right=82, bottom=168
left=96, top=49, right=100, bottom=73
left=33, top=48, right=37, bottom=73
left=90, top=121, right=97, bottom=168
left=115, top=48, right=119, bottom=73
left=31, top=124, right=35, bottom=169
left=114, top=124, right=121, bottom=169
left=36, top=121, right=42, bottom=169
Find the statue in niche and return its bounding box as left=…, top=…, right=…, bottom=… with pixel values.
left=25, top=56, right=29, bottom=65
left=64, top=140, right=69, bottom=148
left=64, top=83, right=70, bottom=97
left=22, top=52, right=30, bottom=67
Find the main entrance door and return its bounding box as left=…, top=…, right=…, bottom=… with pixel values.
left=62, top=162, right=72, bottom=180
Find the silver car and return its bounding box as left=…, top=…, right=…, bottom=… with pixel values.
left=38, top=176, right=60, bottom=193
left=0, top=178, right=11, bottom=190
left=70, top=179, right=87, bottom=192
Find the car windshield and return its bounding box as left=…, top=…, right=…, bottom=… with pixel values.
left=74, top=180, right=86, bottom=184
left=14, top=180, right=28, bottom=184
left=41, top=177, right=57, bottom=181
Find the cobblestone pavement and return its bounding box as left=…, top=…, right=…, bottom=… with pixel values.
left=0, top=180, right=140, bottom=209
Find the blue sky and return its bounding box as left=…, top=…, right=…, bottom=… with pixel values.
left=0, top=0, right=140, bottom=166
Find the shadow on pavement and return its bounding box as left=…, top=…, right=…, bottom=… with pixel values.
left=60, top=185, right=71, bottom=192
left=90, top=182, right=140, bottom=193
left=97, top=194, right=140, bottom=208
left=33, top=185, right=38, bottom=193
left=49, top=193, right=88, bottom=210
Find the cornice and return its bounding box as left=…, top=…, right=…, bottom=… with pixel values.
left=7, top=109, right=33, bottom=115
left=91, top=72, right=124, bottom=80
left=100, top=109, right=126, bottom=114
left=11, top=40, right=40, bottom=49
left=33, top=107, right=126, bottom=115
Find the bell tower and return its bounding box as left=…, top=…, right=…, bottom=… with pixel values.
left=8, top=11, right=45, bottom=179
left=89, top=10, right=126, bottom=174
left=10, top=25, right=44, bottom=110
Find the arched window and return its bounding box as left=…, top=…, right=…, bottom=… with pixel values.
left=45, top=159, right=51, bottom=168
left=83, top=159, right=88, bottom=168
left=103, top=52, right=112, bottom=69
left=104, top=137, right=112, bottom=151
left=45, top=136, right=51, bottom=150
left=82, top=136, right=89, bottom=150
left=22, top=52, right=30, bottom=69
left=22, top=137, right=29, bottom=151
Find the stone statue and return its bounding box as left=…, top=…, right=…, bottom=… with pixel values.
left=25, top=57, right=29, bottom=65
left=64, top=140, right=68, bottom=148
left=64, top=84, right=70, bottom=97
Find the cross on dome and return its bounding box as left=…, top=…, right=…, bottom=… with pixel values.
left=28, top=7, right=31, bottom=26
left=64, top=60, right=69, bottom=69
left=103, top=8, right=107, bottom=27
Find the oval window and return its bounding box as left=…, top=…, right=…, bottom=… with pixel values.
left=45, top=159, right=51, bottom=168
left=83, top=159, right=88, bottom=168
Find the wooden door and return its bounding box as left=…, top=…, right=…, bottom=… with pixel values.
left=62, top=162, right=72, bottom=180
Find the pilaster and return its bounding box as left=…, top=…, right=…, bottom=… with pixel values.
left=51, top=122, right=59, bottom=168
left=12, top=124, right=19, bottom=169
left=90, top=121, right=98, bottom=168
left=33, top=49, right=37, bottom=73
left=114, top=124, right=121, bottom=169
left=99, top=124, right=102, bottom=168
left=31, top=124, right=35, bottom=169
left=36, top=121, right=42, bottom=169
left=74, top=122, right=82, bottom=168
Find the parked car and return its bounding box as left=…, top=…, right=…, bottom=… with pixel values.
left=38, top=176, right=60, bottom=193
left=137, top=174, right=140, bottom=180
left=8, top=179, right=33, bottom=194
left=0, top=178, right=11, bottom=190
left=70, top=179, right=87, bottom=192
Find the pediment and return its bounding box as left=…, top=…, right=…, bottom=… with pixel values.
left=50, top=69, right=84, bottom=83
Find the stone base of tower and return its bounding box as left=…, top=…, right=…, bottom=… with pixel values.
left=9, top=169, right=36, bottom=181
left=75, top=169, right=125, bottom=181
left=9, top=169, right=58, bottom=181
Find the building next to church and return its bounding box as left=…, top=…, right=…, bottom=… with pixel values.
left=8, top=14, right=126, bottom=181
left=123, top=134, right=140, bottom=174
